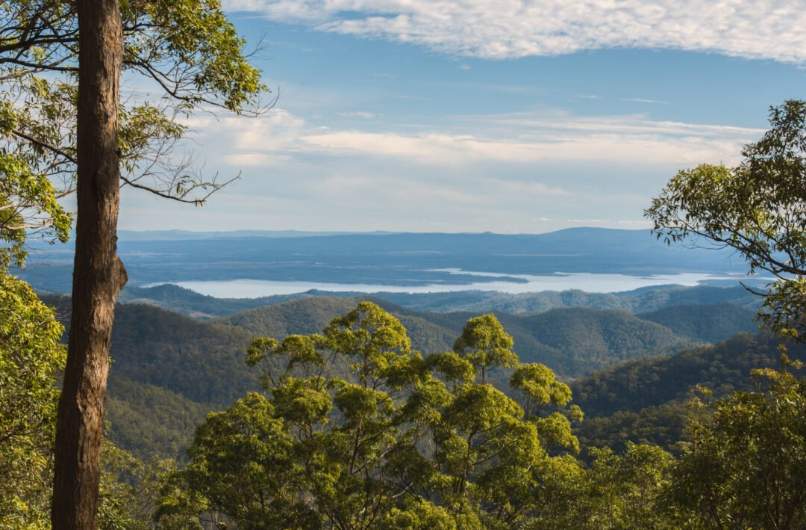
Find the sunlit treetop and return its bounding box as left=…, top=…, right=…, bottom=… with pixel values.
left=647, top=100, right=805, bottom=340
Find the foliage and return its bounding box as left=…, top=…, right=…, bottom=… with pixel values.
left=158, top=302, right=583, bottom=529
left=0, top=0, right=267, bottom=208
left=647, top=100, right=805, bottom=339
left=0, top=271, right=65, bottom=529
left=0, top=150, right=71, bottom=267
left=672, top=368, right=806, bottom=529
left=524, top=443, right=681, bottom=530
left=97, top=442, right=171, bottom=530
left=638, top=303, right=759, bottom=343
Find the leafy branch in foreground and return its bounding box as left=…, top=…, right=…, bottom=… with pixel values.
left=1, top=0, right=268, bottom=210
left=646, top=100, right=805, bottom=339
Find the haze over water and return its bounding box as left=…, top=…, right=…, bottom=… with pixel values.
left=165, top=270, right=748, bottom=299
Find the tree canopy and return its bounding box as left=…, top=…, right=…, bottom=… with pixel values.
left=647, top=100, right=805, bottom=340
left=158, top=302, right=584, bottom=529
left=1, top=0, right=266, bottom=205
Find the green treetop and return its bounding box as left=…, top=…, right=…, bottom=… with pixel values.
left=158, top=302, right=584, bottom=529
left=647, top=100, right=805, bottom=340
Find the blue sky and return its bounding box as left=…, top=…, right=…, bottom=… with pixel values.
left=120, top=1, right=806, bottom=233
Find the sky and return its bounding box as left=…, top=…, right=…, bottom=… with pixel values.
left=119, top=0, right=806, bottom=234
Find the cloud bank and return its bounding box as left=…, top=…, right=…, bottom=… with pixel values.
left=224, top=0, right=806, bottom=62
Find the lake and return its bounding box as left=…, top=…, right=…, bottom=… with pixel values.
left=162, top=270, right=751, bottom=298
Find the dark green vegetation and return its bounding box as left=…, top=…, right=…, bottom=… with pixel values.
left=639, top=303, right=759, bottom=343
left=37, top=291, right=760, bottom=462
left=574, top=333, right=803, bottom=452
left=151, top=302, right=805, bottom=529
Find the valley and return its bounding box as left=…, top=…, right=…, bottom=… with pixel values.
left=45, top=282, right=767, bottom=461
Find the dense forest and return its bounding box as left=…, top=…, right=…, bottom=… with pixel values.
left=39, top=293, right=763, bottom=460
left=0, top=0, right=803, bottom=527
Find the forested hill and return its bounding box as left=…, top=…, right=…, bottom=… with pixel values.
left=43, top=294, right=762, bottom=459
left=116, top=282, right=761, bottom=318
left=220, top=298, right=705, bottom=376
left=639, top=303, right=759, bottom=343
left=572, top=333, right=803, bottom=452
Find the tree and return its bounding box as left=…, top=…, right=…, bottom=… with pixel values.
left=1, top=2, right=265, bottom=526
left=0, top=118, right=68, bottom=527
left=648, top=99, right=806, bottom=530
left=0, top=151, right=71, bottom=267
left=0, top=271, right=65, bottom=529
left=672, top=370, right=806, bottom=529
left=160, top=302, right=583, bottom=529
left=646, top=100, right=805, bottom=340
left=452, top=313, right=518, bottom=383
left=52, top=4, right=128, bottom=526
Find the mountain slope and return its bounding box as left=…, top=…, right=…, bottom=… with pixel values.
left=571, top=334, right=803, bottom=452
left=222, top=297, right=458, bottom=354
left=512, top=308, right=690, bottom=375
left=376, top=284, right=761, bottom=316
left=107, top=377, right=210, bottom=459
left=571, top=333, right=786, bottom=417
left=639, top=303, right=758, bottom=343
left=43, top=295, right=705, bottom=458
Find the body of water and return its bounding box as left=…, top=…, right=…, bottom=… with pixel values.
left=160, top=270, right=751, bottom=298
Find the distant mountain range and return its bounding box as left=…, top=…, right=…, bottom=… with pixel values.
left=22, top=228, right=755, bottom=294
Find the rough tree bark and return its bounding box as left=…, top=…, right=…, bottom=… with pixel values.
left=51, top=1, right=126, bottom=528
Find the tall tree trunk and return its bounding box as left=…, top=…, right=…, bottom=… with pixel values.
left=52, top=1, right=126, bottom=528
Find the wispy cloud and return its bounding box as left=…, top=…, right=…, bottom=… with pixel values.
left=338, top=111, right=377, bottom=119
left=193, top=108, right=758, bottom=168
left=621, top=97, right=670, bottom=105
left=161, top=106, right=760, bottom=232
left=224, top=0, right=806, bottom=63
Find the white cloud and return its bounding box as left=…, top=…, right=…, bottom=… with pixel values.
left=621, top=97, right=670, bottom=105
left=223, top=0, right=806, bottom=63
left=298, top=115, right=756, bottom=166
left=192, top=107, right=758, bottom=168
left=157, top=105, right=760, bottom=232
left=338, top=111, right=377, bottom=119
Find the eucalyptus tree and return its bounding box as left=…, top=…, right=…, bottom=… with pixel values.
left=1, top=1, right=265, bottom=527
left=672, top=369, right=806, bottom=530
left=647, top=100, right=805, bottom=340
left=159, top=302, right=584, bottom=529
left=0, top=271, right=66, bottom=528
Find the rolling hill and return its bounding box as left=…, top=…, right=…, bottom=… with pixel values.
left=113, top=282, right=762, bottom=322
left=42, top=294, right=762, bottom=459
left=571, top=333, right=803, bottom=452
left=639, top=302, right=759, bottom=342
